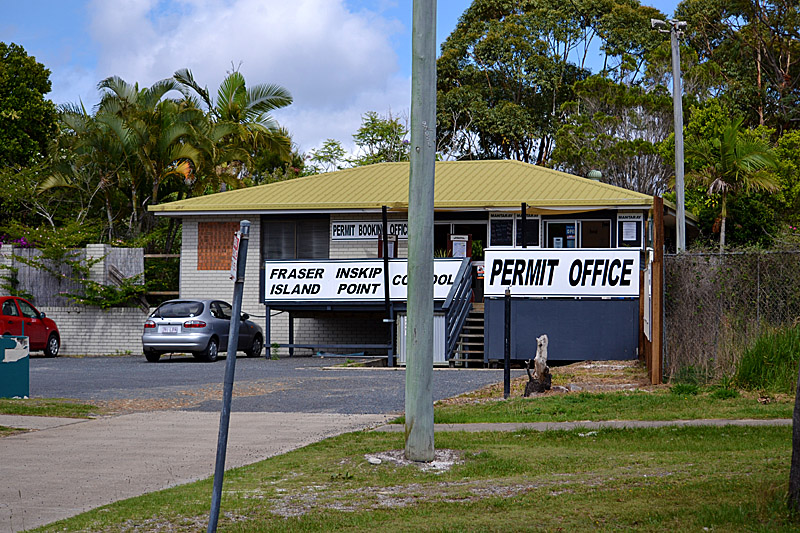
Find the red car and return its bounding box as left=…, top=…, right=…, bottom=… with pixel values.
left=0, top=296, right=60, bottom=357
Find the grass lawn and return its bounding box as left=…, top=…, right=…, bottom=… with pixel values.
left=0, top=398, right=100, bottom=418
left=34, top=425, right=797, bottom=532
left=424, top=388, right=794, bottom=424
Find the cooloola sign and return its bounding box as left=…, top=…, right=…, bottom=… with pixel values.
left=264, top=259, right=462, bottom=302
left=484, top=248, right=640, bottom=297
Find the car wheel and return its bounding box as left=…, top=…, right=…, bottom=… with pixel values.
left=44, top=334, right=60, bottom=358
left=144, top=350, right=161, bottom=363
left=200, top=337, right=219, bottom=362
left=246, top=335, right=263, bottom=358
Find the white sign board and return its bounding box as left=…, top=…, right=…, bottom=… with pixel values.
left=331, top=220, right=409, bottom=240
left=230, top=231, right=241, bottom=280
left=264, top=259, right=462, bottom=302
left=484, top=248, right=640, bottom=297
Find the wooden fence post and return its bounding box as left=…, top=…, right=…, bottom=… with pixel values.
left=651, top=196, right=664, bottom=385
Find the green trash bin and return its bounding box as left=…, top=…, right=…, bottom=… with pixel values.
left=0, top=336, right=29, bottom=398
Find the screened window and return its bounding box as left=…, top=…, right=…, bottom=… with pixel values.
left=263, top=217, right=330, bottom=260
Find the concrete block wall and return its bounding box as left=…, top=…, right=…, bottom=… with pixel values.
left=288, top=311, right=388, bottom=356
left=41, top=306, right=149, bottom=355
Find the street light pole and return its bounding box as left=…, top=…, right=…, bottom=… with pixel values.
left=652, top=18, right=687, bottom=253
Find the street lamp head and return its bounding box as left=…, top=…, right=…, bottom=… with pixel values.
left=651, top=18, right=667, bottom=29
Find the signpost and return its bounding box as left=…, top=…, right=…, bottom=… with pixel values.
left=208, top=220, right=249, bottom=533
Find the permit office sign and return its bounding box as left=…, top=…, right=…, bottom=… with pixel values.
left=484, top=249, right=640, bottom=298
left=264, top=259, right=462, bottom=302
left=331, top=220, right=409, bottom=240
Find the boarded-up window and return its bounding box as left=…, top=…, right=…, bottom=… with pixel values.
left=198, top=222, right=240, bottom=270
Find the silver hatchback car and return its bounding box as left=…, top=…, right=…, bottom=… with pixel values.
left=142, top=299, right=263, bottom=362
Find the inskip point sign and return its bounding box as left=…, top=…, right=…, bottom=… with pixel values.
left=264, top=259, right=462, bottom=302
left=484, top=249, right=640, bottom=297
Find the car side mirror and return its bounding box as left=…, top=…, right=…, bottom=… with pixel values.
left=241, top=313, right=249, bottom=321
left=39, top=312, right=46, bottom=319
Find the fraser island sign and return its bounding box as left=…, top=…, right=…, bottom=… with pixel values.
left=264, top=259, right=462, bottom=302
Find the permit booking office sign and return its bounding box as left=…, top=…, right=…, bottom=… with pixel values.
left=264, top=259, right=462, bottom=302
left=484, top=248, right=640, bottom=298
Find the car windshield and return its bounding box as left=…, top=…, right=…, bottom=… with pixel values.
left=154, top=301, right=204, bottom=318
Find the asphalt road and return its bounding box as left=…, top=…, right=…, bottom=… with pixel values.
left=29, top=354, right=523, bottom=414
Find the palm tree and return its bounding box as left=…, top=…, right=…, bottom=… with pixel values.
left=174, top=68, right=293, bottom=172
left=95, top=76, right=202, bottom=236
left=685, top=118, right=778, bottom=252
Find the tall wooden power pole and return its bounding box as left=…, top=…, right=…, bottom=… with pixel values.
left=405, top=0, right=436, bottom=462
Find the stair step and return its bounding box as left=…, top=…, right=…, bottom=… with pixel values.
left=452, top=349, right=484, bottom=354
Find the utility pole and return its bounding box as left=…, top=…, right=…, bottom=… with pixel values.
left=652, top=18, right=687, bottom=253
left=405, top=0, right=436, bottom=463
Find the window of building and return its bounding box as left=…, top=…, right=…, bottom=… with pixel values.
left=263, top=217, right=330, bottom=259
left=490, top=214, right=540, bottom=247
left=545, top=219, right=611, bottom=248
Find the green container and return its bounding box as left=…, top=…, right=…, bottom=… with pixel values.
left=0, top=336, right=30, bottom=398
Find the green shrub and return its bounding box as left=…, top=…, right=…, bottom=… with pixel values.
left=671, top=383, right=699, bottom=396
left=735, top=325, right=800, bottom=394
left=710, top=387, right=740, bottom=400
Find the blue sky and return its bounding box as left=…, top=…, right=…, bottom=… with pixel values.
left=3, top=0, right=679, bottom=154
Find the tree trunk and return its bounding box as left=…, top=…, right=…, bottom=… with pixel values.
left=788, top=360, right=800, bottom=511
left=719, top=193, right=727, bottom=253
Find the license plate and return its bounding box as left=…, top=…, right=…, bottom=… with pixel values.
left=159, top=326, right=180, bottom=334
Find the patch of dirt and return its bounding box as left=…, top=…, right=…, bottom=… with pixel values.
left=92, top=380, right=292, bottom=414
left=437, top=360, right=661, bottom=406
left=364, top=449, right=464, bottom=473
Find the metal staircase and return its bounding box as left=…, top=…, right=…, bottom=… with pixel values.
left=449, top=303, right=485, bottom=367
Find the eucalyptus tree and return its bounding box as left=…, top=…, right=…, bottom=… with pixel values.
left=685, top=117, right=778, bottom=251
left=436, top=0, right=665, bottom=163
left=173, top=68, right=293, bottom=181
left=551, top=75, right=673, bottom=195
left=676, top=0, right=800, bottom=132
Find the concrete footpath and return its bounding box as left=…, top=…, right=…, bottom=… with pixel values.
left=0, top=411, right=391, bottom=533
left=375, top=418, right=794, bottom=432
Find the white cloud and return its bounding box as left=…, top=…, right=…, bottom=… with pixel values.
left=84, top=0, right=409, bottom=152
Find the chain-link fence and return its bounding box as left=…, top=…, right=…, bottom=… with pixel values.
left=664, top=250, right=800, bottom=381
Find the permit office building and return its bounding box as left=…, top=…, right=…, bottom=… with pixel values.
left=151, top=160, right=681, bottom=365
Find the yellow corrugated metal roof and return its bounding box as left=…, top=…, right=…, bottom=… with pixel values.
left=150, top=160, right=654, bottom=214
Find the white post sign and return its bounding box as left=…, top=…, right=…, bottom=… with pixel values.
left=230, top=231, right=241, bottom=280
left=264, top=259, right=462, bottom=302
left=484, top=248, right=640, bottom=297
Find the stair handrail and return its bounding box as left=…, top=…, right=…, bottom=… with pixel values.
left=442, top=257, right=473, bottom=359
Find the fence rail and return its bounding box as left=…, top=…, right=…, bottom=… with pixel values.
left=664, top=250, right=800, bottom=380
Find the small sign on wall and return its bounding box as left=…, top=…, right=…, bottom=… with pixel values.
left=331, top=221, right=409, bottom=240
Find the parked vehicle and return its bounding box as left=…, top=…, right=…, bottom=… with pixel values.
left=141, top=299, right=263, bottom=362
left=0, top=296, right=60, bottom=357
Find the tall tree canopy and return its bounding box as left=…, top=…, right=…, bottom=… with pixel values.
left=436, top=0, right=665, bottom=163
left=676, top=0, right=800, bottom=133
left=0, top=42, right=57, bottom=169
